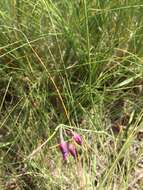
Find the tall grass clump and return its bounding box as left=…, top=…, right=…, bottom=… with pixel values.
left=1, top=0, right=143, bottom=189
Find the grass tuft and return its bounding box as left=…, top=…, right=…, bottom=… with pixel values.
left=1, top=0, right=143, bottom=189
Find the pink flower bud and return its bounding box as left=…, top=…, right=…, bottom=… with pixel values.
left=59, top=140, right=69, bottom=161
left=72, top=133, right=82, bottom=145
left=68, top=144, right=77, bottom=159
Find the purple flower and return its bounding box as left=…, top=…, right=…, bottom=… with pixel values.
left=72, top=133, right=82, bottom=145
left=59, top=140, right=69, bottom=161
left=68, top=143, right=77, bottom=159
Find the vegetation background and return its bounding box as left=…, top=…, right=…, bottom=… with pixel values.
left=1, top=0, right=143, bottom=189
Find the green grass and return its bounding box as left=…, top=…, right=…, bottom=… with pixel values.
left=1, top=0, right=143, bottom=189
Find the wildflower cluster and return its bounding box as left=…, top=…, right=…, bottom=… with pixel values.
left=59, top=130, right=82, bottom=161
